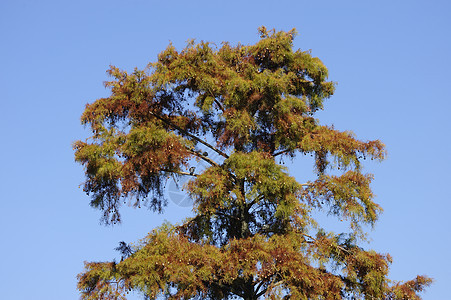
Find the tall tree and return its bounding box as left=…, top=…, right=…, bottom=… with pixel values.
left=74, top=27, right=431, bottom=299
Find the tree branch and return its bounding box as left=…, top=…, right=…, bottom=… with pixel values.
left=214, top=98, right=225, bottom=112
left=247, top=194, right=264, bottom=209
left=301, top=233, right=351, bottom=255
left=254, top=280, right=268, bottom=298
left=208, top=89, right=225, bottom=113
left=187, top=148, right=219, bottom=167
left=150, top=111, right=229, bottom=159
left=255, top=289, right=267, bottom=298
left=160, top=169, right=198, bottom=177
left=272, top=148, right=292, bottom=157
left=186, top=148, right=238, bottom=185
left=215, top=210, right=241, bottom=221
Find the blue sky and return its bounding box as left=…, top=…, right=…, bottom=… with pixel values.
left=1, top=0, right=450, bottom=299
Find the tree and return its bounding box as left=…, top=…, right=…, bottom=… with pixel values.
left=74, top=27, right=431, bottom=299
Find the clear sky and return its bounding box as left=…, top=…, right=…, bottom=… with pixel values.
left=1, top=0, right=450, bottom=299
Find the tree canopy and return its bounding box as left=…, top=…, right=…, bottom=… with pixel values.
left=74, top=27, right=431, bottom=299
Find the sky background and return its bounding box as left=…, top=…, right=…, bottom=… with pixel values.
left=1, top=0, right=450, bottom=299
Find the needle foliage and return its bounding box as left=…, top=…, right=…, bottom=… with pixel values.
left=74, top=27, right=431, bottom=299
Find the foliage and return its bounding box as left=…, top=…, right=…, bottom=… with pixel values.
left=75, top=27, right=431, bottom=299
